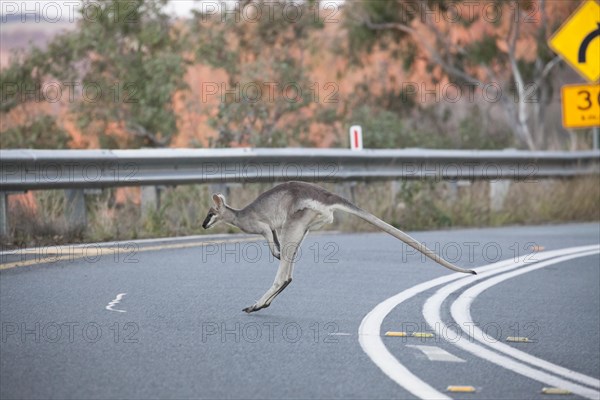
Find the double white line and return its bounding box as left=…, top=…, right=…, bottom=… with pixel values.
left=359, top=245, right=600, bottom=399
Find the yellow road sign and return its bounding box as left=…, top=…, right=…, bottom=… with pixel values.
left=548, top=0, right=600, bottom=83
left=561, top=84, right=600, bottom=129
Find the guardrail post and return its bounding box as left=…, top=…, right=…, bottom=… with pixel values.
left=65, top=189, right=87, bottom=233
left=388, top=180, right=402, bottom=219
left=446, top=181, right=458, bottom=203
left=489, top=180, right=511, bottom=212
left=0, top=192, right=7, bottom=237
left=390, top=180, right=400, bottom=201
left=141, top=186, right=159, bottom=218
left=339, top=182, right=356, bottom=203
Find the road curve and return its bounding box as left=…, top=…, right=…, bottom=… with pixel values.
left=1, top=223, right=598, bottom=399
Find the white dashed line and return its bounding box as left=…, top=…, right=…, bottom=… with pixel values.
left=106, top=293, right=127, bottom=313
left=406, top=345, right=465, bottom=363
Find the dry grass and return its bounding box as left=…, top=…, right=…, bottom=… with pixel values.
left=2, top=177, right=598, bottom=248
left=495, top=177, right=600, bottom=225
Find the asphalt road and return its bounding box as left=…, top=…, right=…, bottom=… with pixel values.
left=1, top=223, right=599, bottom=399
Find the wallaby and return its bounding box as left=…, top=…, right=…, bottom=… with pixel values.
left=202, top=181, right=476, bottom=313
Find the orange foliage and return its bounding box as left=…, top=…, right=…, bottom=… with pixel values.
left=2, top=0, right=576, bottom=151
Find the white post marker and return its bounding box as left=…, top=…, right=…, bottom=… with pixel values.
left=349, top=125, right=363, bottom=151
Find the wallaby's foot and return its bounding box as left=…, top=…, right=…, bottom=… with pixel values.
left=243, top=278, right=292, bottom=313
left=243, top=303, right=270, bottom=313
left=264, top=278, right=291, bottom=306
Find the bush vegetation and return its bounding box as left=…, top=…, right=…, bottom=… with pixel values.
left=4, top=177, right=598, bottom=248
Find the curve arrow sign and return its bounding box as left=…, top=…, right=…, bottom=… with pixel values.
left=578, top=22, right=600, bottom=63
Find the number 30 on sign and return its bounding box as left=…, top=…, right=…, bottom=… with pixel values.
left=561, top=84, right=600, bottom=129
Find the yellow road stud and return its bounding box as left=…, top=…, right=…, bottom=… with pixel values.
left=542, top=387, right=571, bottom=395
left=412, top=332, right=434, bottom=338
left=384, top=331, right=434, bottom=338
left=447, top=386, right=476, bottom=393
left=385, top=331, right=408, bottom=337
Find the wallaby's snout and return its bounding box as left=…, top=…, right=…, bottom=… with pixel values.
left=203, top=193, right=227, bottom=229
left=202, top=210, right=217, bottom=229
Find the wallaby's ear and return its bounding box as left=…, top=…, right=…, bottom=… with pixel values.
left=212, top=193, right=225, bottom=208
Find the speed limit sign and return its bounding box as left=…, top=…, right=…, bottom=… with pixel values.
left=561, top=83, right=600, bottom=129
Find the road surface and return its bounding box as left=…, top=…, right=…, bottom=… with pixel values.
left=1, top=223, right=599, bottom=399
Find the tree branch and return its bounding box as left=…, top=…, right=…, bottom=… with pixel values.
left=506, top=2, right=535, bottom=150
left=540, top=56, right=561, bottom=81
left=362, top=17, right=483, bottom=86
left=127, top=122, right=169, bottom=147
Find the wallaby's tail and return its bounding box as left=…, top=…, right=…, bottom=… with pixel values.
left=334, top=203, right=476, bottom=275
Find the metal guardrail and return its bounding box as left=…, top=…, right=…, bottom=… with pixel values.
left=1, top=148, right=599, bottom=191
left=1, top=148, right=599, bottom=237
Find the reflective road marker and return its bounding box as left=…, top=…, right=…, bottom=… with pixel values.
left=384, top=332, right=434, bottom=338
left=384, top=331, right=407, bottom=337
left=542, top=387, right=572, bottom=395
left=506, top=337, right=533, bottom=343
left=447, top=385, right=476, bottom=393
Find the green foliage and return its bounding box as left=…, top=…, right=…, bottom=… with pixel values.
left=466, top=35, right=499, bottom=65
left=350, top=105, right=484, bottom=150
left=349, top=105, right=410, bottom=148
left=343, top=0, right=563, bottom=151
left=0, top=46, right=52, bottom=112
left=401, top=42, right=417, bottom=72
left=192, top=0, right=328, bottom=147
left=343, top=0, right=411, bottom=64
left=71, top=0, right=187, bottom=147
left=457, top=108, right=513, bottom=150
left=1, top=115, right=70, bottom=149
left=347, top=101, right=513, bottom=151
left=395, top=181, right=453, bottom=230
left=6, top=190, right=69, bottom=247
left=1, top=0, right=187, bottom=148
left=4, top=177, right=599, bottom=247
left=141, top=206, right=167, bottom=237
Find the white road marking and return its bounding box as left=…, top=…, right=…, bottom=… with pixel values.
left=1, top=236, right=261, bottom=271
left=106, top=293, right=127, bottom=313
left=358, top=245, right=598, bottom=400
left=423, top=249, right=600, bottom=400
left=451, top=252, right=600, bottom=389
left=359, top=274, right=464, bottom=400
left=0, top=233, right=254, bottom=256
left=406, top=345, right=465, bottom=363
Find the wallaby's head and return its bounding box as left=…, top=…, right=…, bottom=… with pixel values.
left=202, top=193, right=227, bottom=229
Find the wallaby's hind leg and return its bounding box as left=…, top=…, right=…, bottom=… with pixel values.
left=242, top=257, right=294, bottom=313
left=243, top=210, right=314, bottom=313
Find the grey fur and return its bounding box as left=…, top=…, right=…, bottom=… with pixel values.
left=203, top=181, right=476, bottom=313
